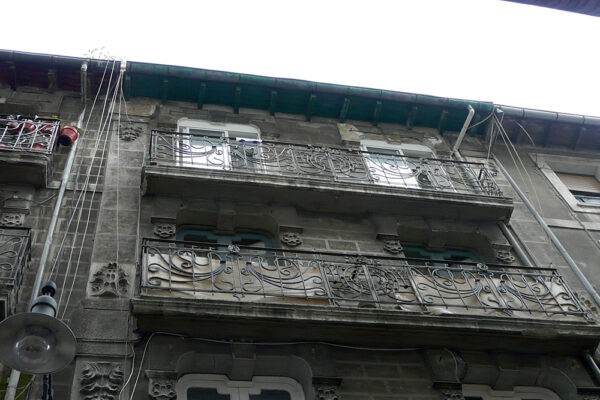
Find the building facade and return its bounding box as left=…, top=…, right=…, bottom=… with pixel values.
left=1, top=50, right=600, bottom=400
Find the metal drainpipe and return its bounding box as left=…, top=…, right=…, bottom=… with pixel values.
left=492, top=154, right=600, bottom=308
left=4, top=96, right=86, bottom=400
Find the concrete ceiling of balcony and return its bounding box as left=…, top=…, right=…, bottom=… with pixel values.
left=503, top=0, right=600, bottom=17
left=1, top=49, right=600, bottom=151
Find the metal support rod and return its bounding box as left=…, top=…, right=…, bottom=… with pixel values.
left=492, top=154, right=600, bottom=308
left=584, top=352, right=600, bottom=385
left=452, top=104, right=475, bottom=156
left=498, top=222, right=536, bottom=268
left=3, top=373, right=19, bottom=400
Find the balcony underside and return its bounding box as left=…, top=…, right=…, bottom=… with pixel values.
left=0, top=152, right=51, bottom=187
left=131, top=297, right=600, bottom=355
left=143, top=165, right=513, bottom=221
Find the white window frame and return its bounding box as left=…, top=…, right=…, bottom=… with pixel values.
left=534, top=153, right=600, bottom=214
left=177, top=374, right=305, bottom=400
left=176, top=119, right=262, bottom=171
left=360, top=140, right=437, bottom=188
left=463, top=384, right=561, bottom=400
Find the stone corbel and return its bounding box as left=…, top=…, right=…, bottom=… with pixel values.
left=492, top=243, right=516, bottom=264
left=376, top=234, right=403, bottom=255
left=151, top=218, right=177, bottom=239
left=146, top=370, right=178, bottom=400
left=313, top=377, right=342, bottom=400
left=280, top=226, right=303, bottom=248
left=432, top=382, right=465, bottom=400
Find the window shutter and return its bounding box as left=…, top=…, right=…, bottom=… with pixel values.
left=556, top=173, right=600, bottom=193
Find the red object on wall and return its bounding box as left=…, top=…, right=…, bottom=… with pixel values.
left=58, top=126, right=79, bottom=146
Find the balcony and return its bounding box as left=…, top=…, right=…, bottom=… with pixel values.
left=0, top=115, right=60, bottom=186
left=143, top=130, right=513, bottom=220
left=137, top=238, right=588, bottom=323
left=0, top=227, right=30, bottom=320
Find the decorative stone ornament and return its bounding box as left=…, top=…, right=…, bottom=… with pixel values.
left=280, top=231, right=302, bottom=247
left=441, top=390, right=466, bottom=400
left=313, top=377, right=342, bottom=400
left=118, top=124, right=143, bottom=142
left=147, top=371, right=178, bottom=400
left=383, top=239, right=402, bottom=254
left=80, top=362, right=124, bottom=400
left=153, top=223, right=176, bottom=239
left=493, top=244, right=516, bottom=264
left=0, top=213, right=24, bottom=226
left=89, top=262, right=129, bottom=297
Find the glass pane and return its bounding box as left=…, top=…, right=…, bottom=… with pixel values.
left=249, top=389, right=291, bottom=400
left=189, top=129, right=224, bottom=138
left=187, top=387, right=232, bottom=400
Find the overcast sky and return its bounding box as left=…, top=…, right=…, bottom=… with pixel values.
left=3, top=0, right=600, bottom=116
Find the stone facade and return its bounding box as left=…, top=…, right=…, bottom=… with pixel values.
left=1, top=53, right=600, bottom=400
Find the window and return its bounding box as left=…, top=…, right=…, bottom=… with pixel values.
left=402, top=247, right=481, bottom=263
left=360, top=140, right=438, bottom=188
left=555, top=172, right=600, bottom=205
left=178, top=375, right=304, bottom=400
left=177, top=229, right=273, bottom=248
left=462, top=385, right=560, bottom=400
left=177, top=119, right=261, bottom=170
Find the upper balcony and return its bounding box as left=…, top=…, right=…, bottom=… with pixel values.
left=143, top=130, right=513, bottom=221
left=0, top=226, right=30, bottom=320
left=132, top=238, right=595, bottom=349
left=0, top=115, right=60, bottom=187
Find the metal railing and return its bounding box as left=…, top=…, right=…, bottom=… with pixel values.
left=0, top=115, right=60, bottom=154
left=140, top=238, right=589, bottom=321
left=148, top=130, right=504, bottom=197
left=0, top=227, right=31, bottom=315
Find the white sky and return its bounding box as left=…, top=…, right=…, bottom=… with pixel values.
left=3, top=0, right=600, bottom=116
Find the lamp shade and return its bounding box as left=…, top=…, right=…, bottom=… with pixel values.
left=0, top=312, right=76, bottom=374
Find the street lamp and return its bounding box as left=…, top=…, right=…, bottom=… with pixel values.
left=0, top=281, right=76, bottom=374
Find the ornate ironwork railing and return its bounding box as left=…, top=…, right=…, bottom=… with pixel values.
left=140, top=239, right=589, bottom=321
left=0, top=115, right=60, bottom=155
left=0, top=227, right=31, bottom=316
left=148, top=130, right=503, bottom=197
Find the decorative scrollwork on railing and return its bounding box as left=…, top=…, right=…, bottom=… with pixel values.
left=140, top=238, right=589, bottom=321
left=0, top=227, right=30, bottom=317
left=0, top=116, right=60, bottom=154
left=148, top=131, right=504, bottom=197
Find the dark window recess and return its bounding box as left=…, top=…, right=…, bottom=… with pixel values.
left=187, top=388, right=231, bottom=400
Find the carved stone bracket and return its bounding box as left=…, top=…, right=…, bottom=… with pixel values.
left=313, top=377, right=342, bottom=400
left=0, top=213, right=24, bottom=226
left=493, top=244, right=516, bottom=264
left=280, top=231, right=302, bottom=247
left=378, top=235, right=403, bottom=255
left=440, top=389, right=466, bottom=400
left=146, top=370, right=178, bottom=400
left=118, top=124, right=143, bottom=142
left=89, top=262, right=129, bottom=297
left=80, top=362, right=124, bottom=400
left=153, top=223, right=176, bottom=239
left=433, top=382, right=465, bottom=400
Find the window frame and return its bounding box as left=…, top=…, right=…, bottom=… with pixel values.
left=535, top=153, right=600, bottom=213
left=176, top=119, right=262, bottom=171
left=462, top=384, right=561, bottom=400
left=177, top=374, right=305, bottom=400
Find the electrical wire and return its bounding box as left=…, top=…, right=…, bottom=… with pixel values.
left=13, top=376, right=34, bottom=400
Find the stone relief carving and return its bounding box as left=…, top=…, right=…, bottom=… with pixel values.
left=383, top=239, right=403, bottom=254
left=89, top=262, right=129, bottom=297
left=574, top=291, right=599, bottom=320
left=118, top=124, right=143, bottom=142
left=80, top=362, right=124, bottom=400
left=146, top=371, right=177, bottom=400
left=315, top=385, right=340, bottom=400
left=0, top=213, right=24, bottom=226
left=493, top=244, right=516, bottom=264
left=280, top=231, right=302, bottom=247
left=441, top=390, right=466, bottom=400
left=153, top=223, right=176, bottom=239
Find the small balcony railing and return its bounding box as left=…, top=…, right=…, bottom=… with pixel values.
left=148, top=130, right=503, bottom=198
left=0, top=115, right=60, bottom=155
left=0, top=227, right=30, bottom=318
left=140, top=238, right=589, bottom=322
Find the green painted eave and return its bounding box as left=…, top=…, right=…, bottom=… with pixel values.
left=126, top=61, right=494, bottom=133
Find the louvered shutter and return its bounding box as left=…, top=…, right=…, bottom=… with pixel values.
left=556, top=172, right=600, bottom=193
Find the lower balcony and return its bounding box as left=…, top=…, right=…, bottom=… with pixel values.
left=0, top=226, right=30, bottom=320
left=0, top=115, right=60, bottom=186
left=142, top=131, right=513, bottom=221
left=137, top=238, right=589, bottom=323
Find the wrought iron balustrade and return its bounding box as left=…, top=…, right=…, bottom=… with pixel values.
left=0, top=227, right=31, bottom=316
left=0, top=115, right=60, bottom=154
left=140, top=238, right=589, bottom=321
left=148, top=130, right=503, bottom=197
